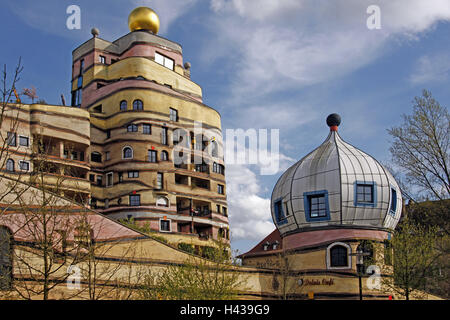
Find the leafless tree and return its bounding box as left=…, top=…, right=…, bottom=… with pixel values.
left=388, top=89, right=449, bottom=201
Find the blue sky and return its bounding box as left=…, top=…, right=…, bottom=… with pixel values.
left=1, top=0, right=449, bottom=254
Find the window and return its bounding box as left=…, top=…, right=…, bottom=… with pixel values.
left=133, top=99, right=143, bottom=111
left=217, top=184, right=224, bottom=195
left=96, top=176, right=102, bottom=187
left=6, top=159, right=14, bottom=172
left=120, top=100, right=127, bottom=111
left=161, top=127, right=168, bottom=145
left=129, top=195, right=140, bottom=206
left=6, top=132, right=16, bottom=147
left=79, top=59, right=84, bottom=73
left=160, top=219, right=171, bottom=232
left=156, top=173, right=163, bottom=189
left=310, top=195, right=327, bottom=218
left=99, top=55, right=106, bottom=64
left=155, top=52, right=174, bottom=70
left=19, top=136, right=29, bottom=147
left=263, top=242, right=270, bottom=251
left=148, top=150, right=157, bottom=163
left=222, top=207, right=227, bottom=216
left=161, top=151, right=168, bottom=161
left=127, top=124, right=138, bottom=132
left=123, top=147, right=133, bottom=159
left=330, top=245, right=349, bottom=268
left=303, top=190, right=330, bottom=222
left=156, top=196, right=169, bottom=207
left=91, top=152, right=102, bottom=163
left=19, top=161, right=29, bottom=172
left=89, top=174, right=95, bottom=182
left=118, top=172, right=123, bottom=182
left=273, top=199, right=287, bottom=225
left=77, top=76, right=83, bottom=88
left=72, top=88, right=82, bottom=107
left=354, top=181, right=376, bottom=207
left=71, top=151, right=78, bottom=160
left=216, top=204, right=220, bottom=213
left=106, top=172, right=113, bottom=187
left=389, top=188, right=397, bottom=215
left=169, top=108, right=178, bottom=122
left=143, top=124, right=151, bottom=135
left=106, top=130, right=111, bottom=139
left=79, top=151, right=85, bottom=162
left=272, top=241, right=279, bottom=250
left=211, top=141, right=218, bottom=157
left=213, top=163, right=225, bottom=175
left=0, top=227, right=12, bottom=290
left=128, top=171, right=139, bottom=178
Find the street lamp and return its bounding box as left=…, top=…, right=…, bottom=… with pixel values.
left=350, top=249, right=370, bottom=300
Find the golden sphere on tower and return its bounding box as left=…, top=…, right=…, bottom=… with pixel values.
left=128, top=7, right=160, bottom=34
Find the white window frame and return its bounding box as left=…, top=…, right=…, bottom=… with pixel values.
left=155, top=52, right=174, bottom=70
left=159, top=219, right=171, bottom=232
left=156, top=196, right=169, bottom=207
left=326, top=242, right=352, bottom=270
left=19, top=160, right=30, bottom=172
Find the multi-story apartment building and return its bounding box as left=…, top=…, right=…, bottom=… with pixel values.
left=1, top=7, right=229, bottom=244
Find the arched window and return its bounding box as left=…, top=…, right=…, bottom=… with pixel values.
left=0, top=226, right=12, bottom=290
left=327, top=242, right=351, bottom=269
left=133, top=99, right=143, bottom=111
left=120, top=100, right=127, bottom=111
left=6, top=159, right=14, bottom=172
left=123, top=147, right=133, bottom=159
left=161, top=151, right=169, bottom=161
left=156, top=196, right=169, bottom=207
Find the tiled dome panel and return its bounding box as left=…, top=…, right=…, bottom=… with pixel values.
left=271, top=128, right=402, bottom=236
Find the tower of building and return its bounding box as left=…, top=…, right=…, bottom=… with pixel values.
left=240, top=114, right=403, bottom=299
left=70, top=7, right=229, bottom=242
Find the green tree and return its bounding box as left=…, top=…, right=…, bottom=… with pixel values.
left=139, top=239, right=245, bottom=300
left=387, top=89, right=449, bottom=201
left=382, top=219, right=443, bottom=300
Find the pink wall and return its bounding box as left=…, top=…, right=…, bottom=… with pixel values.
left=283, top=228, right=389, bottom=251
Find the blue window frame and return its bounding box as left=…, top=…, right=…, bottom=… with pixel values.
left=389, top=187, right=397, bottom=215
left=273, top=198, right=287, bottom=225
left=354, top=181, right=377, bottom=207
left=303, top=190, right=331, bottom=222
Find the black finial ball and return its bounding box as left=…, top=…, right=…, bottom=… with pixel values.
left=326, top=113, right=341, bottom=127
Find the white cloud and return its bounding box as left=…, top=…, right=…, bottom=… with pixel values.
left=205, top=0, right=450, bottom=98
left=135, top=0, right=199, bottom=34
left=409, top=52, right=450, bottom=84
left=224, top=139, right=295, bottom=241
left=7, top=0, right=198, bottom=40
left=226, top=164, right=275, bottom=241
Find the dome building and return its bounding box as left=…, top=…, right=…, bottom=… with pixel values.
left=240, top=114, right=403, bottom=299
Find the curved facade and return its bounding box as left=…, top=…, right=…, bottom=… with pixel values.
left=71, top=24, right=228, bottom=241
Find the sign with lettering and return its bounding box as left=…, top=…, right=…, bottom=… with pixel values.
left=299, top=278, right=334, bottom=286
